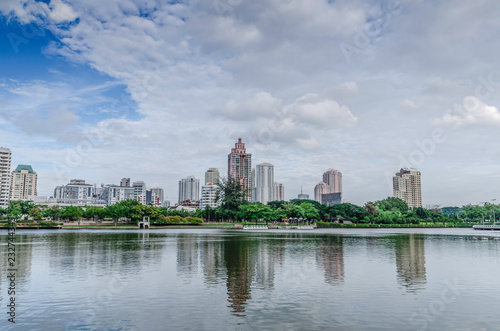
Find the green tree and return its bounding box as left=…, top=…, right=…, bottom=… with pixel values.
left=62, top=206, right=84, bottom=223
left=84, top=206, right=103, bottom=223
left=216, top=177, right=249, bottom=221
left=44, top=206, right=62, bottom=221
left=28, top=208, right=43, bottom=220
left=300, top=202, right=320, bottom=221
left=370, top=197, right=409, bottom=213
left=6, top=202, right=22, bottom=221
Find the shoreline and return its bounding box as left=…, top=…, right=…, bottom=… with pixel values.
left=0, top=224, right=478, bottom=230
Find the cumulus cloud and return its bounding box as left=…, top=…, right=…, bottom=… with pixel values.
left=434, top=96, right=500, bottom=128
left=48, top=0, right=78, bottom=23
left=285, top=96, right=357, bottom=129
left=2, top=0, right=500, bottom=205
left=400, top=99, right=417, bottom=109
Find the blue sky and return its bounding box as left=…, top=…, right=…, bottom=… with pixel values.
left=1, top=0, right=500, bottom=206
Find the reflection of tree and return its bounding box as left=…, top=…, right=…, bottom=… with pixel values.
left=395, top=234, right=426, bottom=292
left=224, top=238, right=256, bottom=317
left=316, top=235, right=344, bottom=285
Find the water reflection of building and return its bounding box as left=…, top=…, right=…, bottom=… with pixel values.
left=395, top=234, right=426, bottom=291
left=199, top=236, right=225, bottom=285
left=46, top=232, right=164, bottom=277
left=177, top=234, right=199, bottom=275
left=255, top=243, right=275, bottom=289
left=316, top=236, right=344, bottom=285
left=224, top=238, right=256, bottom=316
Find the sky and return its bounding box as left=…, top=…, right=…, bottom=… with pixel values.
left=0, top=0, right=499, bottom=207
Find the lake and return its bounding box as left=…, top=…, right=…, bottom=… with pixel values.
left=1, top=228, right=500, bottom=330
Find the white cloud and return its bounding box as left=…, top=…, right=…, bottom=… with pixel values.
left=434, top=96, right=500, bottom=128
left=2, top=0, right=500, bottom=205
left=400, top=99, right=417, bottom=109
left=49, top=0, right=78, bottom=23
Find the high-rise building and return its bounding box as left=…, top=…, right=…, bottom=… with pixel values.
left=148, top=187, right=164, bottom=206
left=0, top=147, right=11, bottom=207
left=255, top=163, right=274, bottom=204
left=393, top=168, right=422, bottom=209
left=273, top=182, right=285, bottom=201
left=10, top=165, right=37, bottom=201
left=120, top=178, right=130, bottom=187
left=323, top=169, right=342, bottom=194
left=133, top=181, right=147, bottom=205
left=179, top=176, right=200, bottom=203
left=228, top=138, right=252, bottom=201
left=205, top=168, right=220, bottom=185
left=200, top=183, right=219, bottom=209
left=314, top=182, right=328, bottom=203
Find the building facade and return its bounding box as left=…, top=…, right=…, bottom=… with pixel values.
left=322, top=193, right=342, bottom=206
left=101, top=185, right=135, bottom=205
left=120, top=178, right=130, bottom=187
left=205, top=168, right=220, bottom=185
left=393, top=168, right=422, bottom=209
left=323, top=169, right=342, bottom=194
left=200, top=183, right=219, bottom=209
left=273, top=182, right=285, bottom=201
left=179, top=176, right=200, bottom=203
left=133, top=181, right=147, bottom=205
left=54, top=179, right=101, bottom=205
left=0, top=147, right=11, bottom=207
left=314, top=181, right=328, bottom=203
left=228, top=138, right=252, bottom=201
left=255, top=163, right=274, bottom=204
left=147, top=187, right=164, bottom=206
left=10, top=165, right=37, bottom=201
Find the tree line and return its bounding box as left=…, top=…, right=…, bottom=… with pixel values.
left=1, top=177, right=495, bottom=225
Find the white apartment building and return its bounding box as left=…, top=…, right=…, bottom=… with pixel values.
left=133, top=181, right=147, bottom=205
left=205, top=168, right=220, bottom=185
left=179, top=176, right=200, bottom=203
left=255, top=163, right=274, bottom=204
left=102, top=185, right=135, bottom=205
left=148, top=187, right=164, bottom=206
left=393, top=168, right=422, bottom=209
left=10, top=165, right=37, bottom=201
left=54, top=179, right=96, bottom=203
left=273, top=182, right=285, bottom=201
left=200, top=183, right=219, bottom=209
left=0, top=147, right=11, bottom=207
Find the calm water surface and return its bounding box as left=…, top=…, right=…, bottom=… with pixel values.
left=1, top=228, right=500, bottom=330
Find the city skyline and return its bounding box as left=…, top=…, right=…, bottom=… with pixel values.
left=1, top=1, right=499, bottom=206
